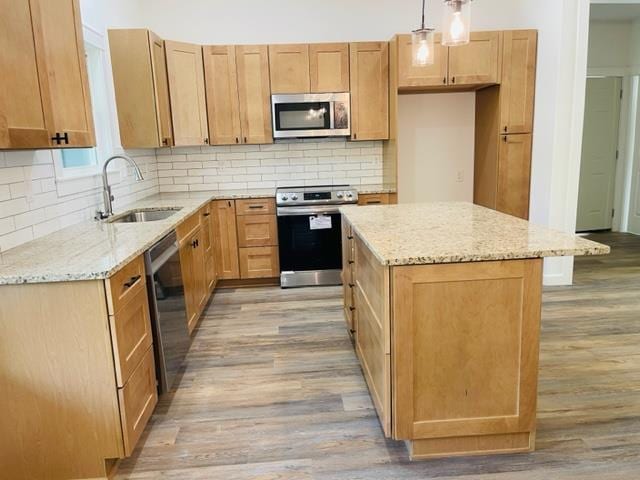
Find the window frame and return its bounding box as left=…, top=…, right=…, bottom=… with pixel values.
left=53, top=25, right=118, bottom=181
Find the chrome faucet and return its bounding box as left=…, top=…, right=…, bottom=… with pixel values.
left=96, top=154, right=144, bottom=219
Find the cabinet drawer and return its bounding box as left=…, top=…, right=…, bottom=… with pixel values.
left=358, top=193, right=390, bottom=206
left=118, top=346, right=158, bottom=457
left=237, top=214, right=278, bottom=247
left=176, top=211, right=201, bottom=243
left=109, top=285, right=153, bottom=387
left=239, top=246, right=280, bottom=279
left=235, top=198, right=276, bottom=215
left=106, top=255, right=146, bottom=315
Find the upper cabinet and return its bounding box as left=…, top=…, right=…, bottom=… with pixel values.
left=350, top=42, right=389, bottom=141
left=109, top=29, right=174, bottom=148
left=235, top=45, right=273, bottom=145
left=165, top=40, right=209, bottom=146
left=0, top=0, right=95, bottom=149
left=310, top=43, right=350, bottom=93
left=397, top=34, right=448, bottom=89
left=500, top=30, right=537, bottom=134
left=203, top=45, right=242, bottom=145
left=448, top=31, right=502, bottom=86
left=269, top=44, right=310, bottom=94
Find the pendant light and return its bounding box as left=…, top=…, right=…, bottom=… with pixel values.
left=442, top=0, right=472, bottom=46
left=412, top=0, right=435, bottom=66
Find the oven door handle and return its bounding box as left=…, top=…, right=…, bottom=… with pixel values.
left=277, top=205, right=342, bottom=216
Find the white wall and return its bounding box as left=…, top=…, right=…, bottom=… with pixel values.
left=587, top=21, right=633, bottom=71
left=397, top=93, right=475, bottom=203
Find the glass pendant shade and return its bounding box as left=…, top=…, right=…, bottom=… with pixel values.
left=442, top=0, right=471, bottom=46
left=412, top=29, right=435, bottom=66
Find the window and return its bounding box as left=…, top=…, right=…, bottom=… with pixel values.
left=54, top=30, right=114, bottom=179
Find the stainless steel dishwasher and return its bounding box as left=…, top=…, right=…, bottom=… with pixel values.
left=145, top=231, right=191, bottom=394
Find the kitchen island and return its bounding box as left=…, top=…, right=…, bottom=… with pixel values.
left=340, top=202, right=609, bottom=460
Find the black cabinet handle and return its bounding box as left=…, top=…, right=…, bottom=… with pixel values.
left=347, top=236, right=353, bottom=240
left=244, top=137, right=247, bottom=143
left=248, top=205, right=264, bottom=209
left=443, top=77, right=447, bottom=84
left=203, top=213, right=210, bottom=217
left=503, top=135, right=508, bottom=143
left=348, top=260, right=354, bottom=265
left=227, top=201, right=232, bottom=207
left=51, top=132, right=69, bottom=145
left=123, top=275, right=141, bottom=289
left=349, top=283, right=355, bottom=288
left=204, top=138, right=209, bottom=144
left=349, top=306, right=356, bottom=312
left=367, top=201, right=382, bottom=205
left=191, top=240, right=197, bottom=249
left=451, top=76, right=456, bottom=84
left=503, top=126, right=508, bottom=133
left=235, top=137, right=239, bottom=144
left=353, top=133, right=357, bottom=140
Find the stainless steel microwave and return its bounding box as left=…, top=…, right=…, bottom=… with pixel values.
left=271, top=93, right=350, bottom=139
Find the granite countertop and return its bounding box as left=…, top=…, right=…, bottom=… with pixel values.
left=0, top=189, right=275, bottom=285
left=340, top=202, right=610, bottom=266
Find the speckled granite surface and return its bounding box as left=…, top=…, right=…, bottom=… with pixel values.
left=340, top=202, right=610, bottom=266
left=358, top=183, right=397, bottom=194
left=0, top=189, right=274, bottom=285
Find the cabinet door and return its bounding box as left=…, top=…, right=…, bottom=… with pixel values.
left=192, top=229, right=207, bottom=320
left=0, top=0, right=53, bottom=148
left=496, top=134, right=532, bottom=220
left=350, top=42, right=389, bottom=141
left=269, top=44, right=310, bottom=94
left=109, top=29, right=165, bottom=148
left=201, top=205, right=217, bottom=292
left=31, top=0, right=95, bottom=147
left=448, top=31, right=502, bottom=86
left=501, top=30, right=537, bottom=134
left=309, top=43, right=350, bottom=93
left=239, top=246, right=280, bottom=279
left=358, top=193, right=390, bottom=206
left=236, top=45, right=273, bottom=145
left=165, top=40, right=209, bottom=146
left=179, top=234, right=198, bottom=331
left=397, top=34, right=448, bottom=89
left=149, top=31, right=174, bottom=147
left=392, top=259, right=542, bottom=442
left=237, top=215, right=278, bottom=247
left=213, top=200, right=240, bottom=280
left=203, top=45, right=242, bottom=146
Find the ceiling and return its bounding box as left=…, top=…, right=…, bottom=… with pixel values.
left=590, top=4, right=640, bottom=21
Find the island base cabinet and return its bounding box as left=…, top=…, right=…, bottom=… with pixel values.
left=391, top=258, right=542, bottom=458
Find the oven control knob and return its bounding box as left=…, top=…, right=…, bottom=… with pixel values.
left=336, top=192, right=344, bottom=199
left=281, top=195, right=288, bottom=201
left=346, top=192, right=353, bottom=199
left=291, top=194, right=298, bottom=201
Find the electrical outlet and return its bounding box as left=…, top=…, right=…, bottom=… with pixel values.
left=456, top=171, right=464, bottom=183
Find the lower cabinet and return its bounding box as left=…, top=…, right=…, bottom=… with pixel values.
left=117, top=346, right=158, bottom=456
left=341, top=220, right=356, bottom=335
left=239, top=246, right=280, bottom=279
left=358, top=193, right=393, bottom=206
left=212, top=199, right=241, bottom=279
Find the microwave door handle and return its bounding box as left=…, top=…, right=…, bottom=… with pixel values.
left=329, top=101, right=335, bottom=130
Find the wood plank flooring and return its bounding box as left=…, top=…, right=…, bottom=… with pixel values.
left=115, top=231, right=640, bottom=479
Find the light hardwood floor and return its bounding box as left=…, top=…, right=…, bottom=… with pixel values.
left=115, top=232, right=640, bottom=479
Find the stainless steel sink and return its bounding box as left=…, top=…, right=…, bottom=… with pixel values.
left=108, top=208, right=182, bottom=223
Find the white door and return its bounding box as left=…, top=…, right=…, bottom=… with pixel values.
left=576, top=77, right=622, bottom=232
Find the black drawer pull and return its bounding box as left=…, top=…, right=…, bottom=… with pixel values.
left=349, top=283, right=355, bottom=288
left=249, top=205, right=264, bottom=209
left=367, top=201, right=382, bottom=205
left=203, top=212, right=210, bottom=217
left=347, top=236, right=353, bottom=240
left=123, top=275, right=141, bottom=289
left=349, top=306, right=356, bottom=312
left=348, top=260, right=354, bottom=265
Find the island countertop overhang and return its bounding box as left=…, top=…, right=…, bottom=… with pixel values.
left=339, top=202, right=610, bottom=267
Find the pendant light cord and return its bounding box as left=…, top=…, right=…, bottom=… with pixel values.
left=421, top=0, right=426, bottom=29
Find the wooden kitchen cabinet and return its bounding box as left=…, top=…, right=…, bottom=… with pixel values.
left=201, top=203, right=218, bottom=292
left=358, top=193, right=390, bottom=206
left=350, top=42, right=389, bottom=141
left=496, top=133, right=533, bottom=219
left=500, top=30, right=537, bottom=134
left=236, top=45, right=273, bottom=144
left=310, top=43, right=350, bottom=93
left=165, top=40, right=209, bottom=146
left=118, top=346, right=158, bottom=456
left=0, top=0, right=95, bottom=149
left=213, top=199, right=241, bottom=279
left=397, top=34, right=448, bottom=89
left=269, top=43, right=310, bottom=94
left=179, top=225, right=205, bottom=334
left=203, top=45, right=243, bottom=145
left=235, top=198, right=276, bottom=215
left=239, top=246, right=280, bottom=279
left=237, top=215, right=278, bottom=248
left=341, top=220, right=356, bottom=335
left=448, top=31, right=502, bottom=86
left=109, top=29, right=174, bottom=148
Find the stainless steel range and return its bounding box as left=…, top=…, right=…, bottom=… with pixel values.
left=277, top=185, right=358, bottom=288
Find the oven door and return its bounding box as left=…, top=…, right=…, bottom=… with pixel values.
left=277, top=207, right=343, bottom=287
left=272, top=93, right=350, bottom=138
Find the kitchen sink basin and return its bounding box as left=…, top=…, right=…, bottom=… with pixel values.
left=108, top=208, right=182, bottom=223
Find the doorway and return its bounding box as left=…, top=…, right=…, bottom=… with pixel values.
left=576, top=77, right=622, bottom=232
